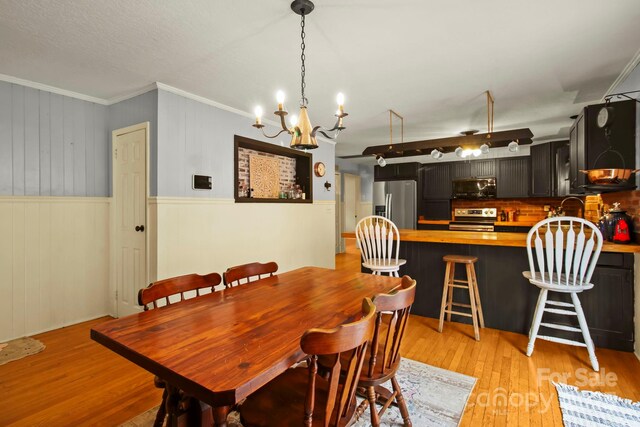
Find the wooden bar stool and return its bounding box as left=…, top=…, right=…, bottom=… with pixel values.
left=438, top=255, right=485, bottom=341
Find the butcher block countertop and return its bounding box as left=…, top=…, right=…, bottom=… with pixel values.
left=342, top=229, right=640, bottom=253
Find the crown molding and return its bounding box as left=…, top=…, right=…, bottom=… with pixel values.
left=603, top=47, right=640, bottom=100
left=0, top=73, right=110, bottom=105
left=0, top=74, right=337, bottom=145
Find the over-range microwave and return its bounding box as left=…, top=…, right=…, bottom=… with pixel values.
left=452, top=178, right=497, bottom=199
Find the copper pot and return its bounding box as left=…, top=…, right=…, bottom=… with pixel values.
left=579, top=169, right=640, bottom=185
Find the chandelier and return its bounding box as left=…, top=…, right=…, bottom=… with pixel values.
left=252, top=0, right=348, bottom=150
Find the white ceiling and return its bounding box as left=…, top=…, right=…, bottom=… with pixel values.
left=1, top=0, right=639, bottom=161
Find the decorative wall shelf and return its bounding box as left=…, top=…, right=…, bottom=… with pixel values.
left=234, top=135, right=313, bottom=203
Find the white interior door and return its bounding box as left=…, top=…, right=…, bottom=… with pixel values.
left=113, top=123, right=148, bottom=317
left=343, top=173, right=360, bottom=233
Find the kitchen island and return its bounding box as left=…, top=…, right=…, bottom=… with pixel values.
left=342, top=229, right=639, bottom=351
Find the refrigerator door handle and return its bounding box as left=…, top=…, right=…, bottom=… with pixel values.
left=385, top=193, right=392, bottom=219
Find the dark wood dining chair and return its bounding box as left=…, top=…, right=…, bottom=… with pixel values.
left=239, top=298, right=377, bottom=427
left=138, top=272, right=222, bottom=427
left=222, top=261, right=278, bottom=288
left=355, top=275, right=416, bottom=427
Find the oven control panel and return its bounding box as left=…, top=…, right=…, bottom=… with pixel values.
left=454, top=208, right=497, bottom=218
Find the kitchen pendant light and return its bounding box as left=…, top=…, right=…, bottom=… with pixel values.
left=252, top=0, right=348, bottom=149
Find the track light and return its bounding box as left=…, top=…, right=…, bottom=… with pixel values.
left=431, top=149, right=443, bottom=159
left=508, top=140, right=519, bottom=153
left=376, top=155, right=387, bottom=167
left=455, top=147, right=464, bottom=158
left=480, top=143, right=490, bottom=155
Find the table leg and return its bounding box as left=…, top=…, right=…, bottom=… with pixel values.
left=213, top=406, right=231, bottom=427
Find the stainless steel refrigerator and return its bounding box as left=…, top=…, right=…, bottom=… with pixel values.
left=372, top=180, right=417, bottom=229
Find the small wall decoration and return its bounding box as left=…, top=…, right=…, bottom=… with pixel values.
left=249, top=155, right=280, bottom=198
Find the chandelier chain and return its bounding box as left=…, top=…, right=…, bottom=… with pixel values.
left=300, top=13, right=308, bottom=107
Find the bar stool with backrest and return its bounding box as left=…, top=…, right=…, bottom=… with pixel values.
left=438, top=254, right=485, bottom=341
left=239, top=298, right=377, bottom=427
left=223, top=261, right=278, bottom=288
left=138, top=272, right=222, bottom=427
left=523, top=217, right=603, bottom=371
left=355, top=215, right=406, bottom=277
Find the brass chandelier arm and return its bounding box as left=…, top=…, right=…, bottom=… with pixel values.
left=252, top=124, right=292, bottom=139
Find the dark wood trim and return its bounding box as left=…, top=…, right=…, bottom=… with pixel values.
left=234, top=135, right=313, bottom=203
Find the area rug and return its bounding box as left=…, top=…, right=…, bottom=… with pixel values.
left=554, top=382, right=640, bottom=427
left=0, top=337, right=45, bottom=366
left=122, top=358, right=476, bottom=427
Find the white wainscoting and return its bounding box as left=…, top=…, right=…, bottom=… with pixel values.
left=149, top=198, right=335, bottom=281
left=0, top=197, right=110, bottom=342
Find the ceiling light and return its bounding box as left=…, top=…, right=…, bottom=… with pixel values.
left=471, top=148, right=482, bottom=157
left=508, top=140, right=519, bottom=152
left=431, top=149, right=443, bottom=159
left=455, top=147, right=464, bottom=158
left=480, top=143, right=490, bottom=155
left=251, top=0, right=347, bottom=149
left=376, top=155, right=387, bottom=167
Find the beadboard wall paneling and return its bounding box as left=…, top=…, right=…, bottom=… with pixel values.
left=0, top=81, right=109, bottom=197
left=156, top=90, right=335, bottom=200
left=151, top=198, right=335, bottom=281
left=0, top=197, right=110, bottom=342
left=108, top=90, right=158, bottom=196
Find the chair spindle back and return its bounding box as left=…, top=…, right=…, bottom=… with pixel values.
left=223, top=261, right=278, bottom=289
left=138, top=272, right=222, bottom=310
left=526, top=217, right=603, bottom=288
left=355, top=216, right=401, bottom=267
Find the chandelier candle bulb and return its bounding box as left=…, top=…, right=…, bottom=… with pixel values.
left=276, top=90, right=285, bottom=111
left=254, top=106, right=263, bottom=125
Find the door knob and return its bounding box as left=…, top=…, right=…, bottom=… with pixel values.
left=135, top=225, right=145, bottom=232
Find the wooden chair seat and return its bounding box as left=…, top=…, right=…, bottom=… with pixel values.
left=442, top=254, right=477, bottom=264
left=240, top=366, right=355, bottom=427
left=362, top=258, right=407, bottom=272
left=239, top=298, right=377, bottom=427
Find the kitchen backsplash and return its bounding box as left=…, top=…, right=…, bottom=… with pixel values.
left=452, top=197, right=584, bottom=221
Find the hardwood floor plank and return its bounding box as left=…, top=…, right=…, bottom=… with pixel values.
left=1, top=243, right=639, bottom=426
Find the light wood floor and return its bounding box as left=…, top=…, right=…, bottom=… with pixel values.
left=2, top=241, right=639, bottom=426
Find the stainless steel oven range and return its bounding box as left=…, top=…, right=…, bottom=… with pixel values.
left=449, top=208, right=497, bottom=232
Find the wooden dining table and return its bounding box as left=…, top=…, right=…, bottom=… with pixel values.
left=90, top=266, right=403, bottom=426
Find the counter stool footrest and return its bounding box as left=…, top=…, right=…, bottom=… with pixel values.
left=546, top=300, right=574, bottom=308
left=450, top=302, right=471, bottom=308
left=452, top=279, right=469, bottom=285
left=448, top=284, right=469, bottom=289
left=443, top=309, right=473, bottom=318
left=540, top=322, right=582, bottom=333
left=544, top=307, right=577, bottom=316
left=538, top=335, right=587, bottom=347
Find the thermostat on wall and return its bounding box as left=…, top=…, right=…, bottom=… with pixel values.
left=193, top=174, right=212, bottom=190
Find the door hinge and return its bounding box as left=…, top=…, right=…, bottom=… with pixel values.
left=115, top=290, right=118, bottom=299
left=114, top=148, right=118, bottom=159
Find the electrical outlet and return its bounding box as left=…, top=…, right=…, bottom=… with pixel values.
left=543, top=205, right=550, bottom=212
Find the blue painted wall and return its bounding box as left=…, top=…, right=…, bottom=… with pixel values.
left=108, top=90, right=158, bottom=196
left=157, top=89, right=336, bottom=200
left=0, top=81, right=109, bottom=196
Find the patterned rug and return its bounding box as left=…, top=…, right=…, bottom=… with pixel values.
left=554, top=382, right=640, bottom=427
left=0, top=337, right=45, bottom=366
left=123, top=358, right=476, bottom=427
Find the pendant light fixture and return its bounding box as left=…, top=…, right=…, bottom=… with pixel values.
left=252, top=0, right=348, bottom=149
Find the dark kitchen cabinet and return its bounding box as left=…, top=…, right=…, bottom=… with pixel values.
left=374, top=162, right=419, bottom=181
left=471, top=159, right=496, bottom=177
left=570, top=99, right=636, bottom=193
left=530, top=143, right=551, bottom=197
left=421, top=163, right=451, bottom=199
left=497, top=157, right=530, bottom=198
left=553, top=140, right=571, bottom=197
left=451, top=162, right=471, bottom=179
left=421, top=199, right=451, bottom=220
left=450, top=159, right=496, bottom=179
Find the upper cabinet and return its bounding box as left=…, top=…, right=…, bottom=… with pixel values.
left=374, top=162, right=419, bottom=181
left=421, top=163, right=451, bottom=199
left=497, top=157, right=530, bottom=198
left=569, top=99, right=636, bottom=193
left=471, top=159, right=496, bottom=178
left=530, top=143, right=551, bottom=197
left=451, top=162, right=471, bottom=180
